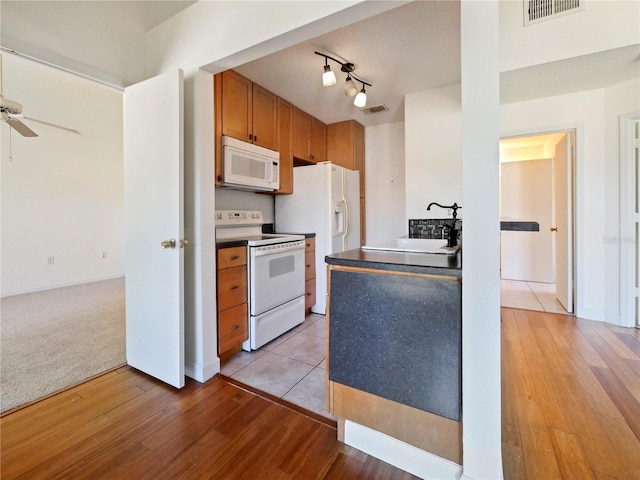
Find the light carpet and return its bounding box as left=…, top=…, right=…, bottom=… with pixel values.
left=1, top=277, right=126, bottom=413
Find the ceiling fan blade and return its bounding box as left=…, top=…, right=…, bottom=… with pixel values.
left=5, top=117, right=38, bottom=137
left=20, top=115, right=80, bottom=135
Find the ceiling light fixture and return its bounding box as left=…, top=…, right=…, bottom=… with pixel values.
left=322, top=58, right=337, bottom=86
left=354, top=82, right=367, bottom=108
left=344, top=75, right=357, bottom=97
left=314, top=51, right=372, bottom=107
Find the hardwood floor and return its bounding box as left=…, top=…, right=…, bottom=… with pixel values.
left=501, top=307, right=640, bottom=480
left=2, top=308, right=638, bottom=479
left=0, top=366, right=417, bottom=479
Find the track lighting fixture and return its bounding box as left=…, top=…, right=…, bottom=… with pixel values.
left=315, top=51, right=372, bottom=108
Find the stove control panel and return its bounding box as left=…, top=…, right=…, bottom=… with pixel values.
left=215, top=210, right=263, bottom=226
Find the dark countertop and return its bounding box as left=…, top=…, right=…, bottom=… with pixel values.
left=325, top=248, right=462, bottom=278
left=500, top=219, right=540, bottom=231
left=277, top=232, right=316, bottom=238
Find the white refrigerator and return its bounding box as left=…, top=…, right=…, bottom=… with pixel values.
left=275, top=162, right=360, bottom=314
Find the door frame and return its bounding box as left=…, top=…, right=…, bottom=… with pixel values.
left=500, top=126, right=578, bottom=314
left=619, top=113, right=639, bottom=327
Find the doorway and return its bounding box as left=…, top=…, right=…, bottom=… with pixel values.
left=499, top=131, right=575, bottom=314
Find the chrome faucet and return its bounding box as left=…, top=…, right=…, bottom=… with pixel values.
left=426, top=202, right=461, bottom=247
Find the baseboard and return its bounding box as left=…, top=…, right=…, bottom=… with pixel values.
left=1, top=275, right=125, bottom=298
left=185, top=358, right=220, bottom=383
left=344, top=420, right=462, bottom=480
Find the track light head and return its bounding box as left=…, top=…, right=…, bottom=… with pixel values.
left=323, top=64, right=337, bottom=86
left=354, top=84, right=367, bottom=107
left=344, top=75, right=357, bottom=97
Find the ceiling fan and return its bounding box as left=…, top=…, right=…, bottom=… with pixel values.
left=0, top=53, right=80, bottom=137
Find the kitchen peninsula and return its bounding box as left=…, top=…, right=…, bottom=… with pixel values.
left=325, top=248, right=462, bottom=464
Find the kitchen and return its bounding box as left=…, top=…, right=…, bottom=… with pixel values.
left=2, top=1, right=637, bottom=479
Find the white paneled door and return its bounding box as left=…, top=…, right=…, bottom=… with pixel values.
left=553, top=132, right=574, bottom=314
left=124, top=70, right=185, bottom=388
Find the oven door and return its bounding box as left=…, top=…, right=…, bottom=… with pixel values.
left=250, top=243, right=305, bottom=315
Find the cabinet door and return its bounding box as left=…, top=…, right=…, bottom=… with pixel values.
left=310, top=116, right=326, bottom=163
left=354, top=121, right=365, bottom=198
left=221, top=70, right=252, bottom=142
left=276, top=98, right=293, bottom=194
left=218, top=303, right=248, bottom=354
left=252, top=84, right=278, bottom=150
left=217, top=265, right=248, bottom=311
left=326, top=120, right=353, bottom=169
left=293, top=107, right=311, bottom=161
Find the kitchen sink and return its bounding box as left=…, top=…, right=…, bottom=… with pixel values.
left=361, top=237, right=460, bottom=255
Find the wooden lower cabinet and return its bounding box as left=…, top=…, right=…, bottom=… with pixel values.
left=304, top=237, right=316, bottom=312
left=218, top=304, right=248, bottom=354
left=216, top=246, right=248, bottom=357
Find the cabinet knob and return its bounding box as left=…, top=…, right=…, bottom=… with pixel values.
left=231, top=324, right=240, bottom=331
left=231, top=255, right=239, bottom=260
left=230, top=284, right=239, bottom=290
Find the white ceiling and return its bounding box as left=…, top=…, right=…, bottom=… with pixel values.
left=1, top=0, right=638, bottom=128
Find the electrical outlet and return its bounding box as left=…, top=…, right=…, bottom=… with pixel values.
left=47, top=256, right=55, bottom=265
left=101, top=252, right=108, bottom=259
left=447, top=208, right=453, bottom=217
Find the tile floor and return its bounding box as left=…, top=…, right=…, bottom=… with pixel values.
left=220, top=312, right=335, bottom=420
left=500, top=279, right=568, bottom=313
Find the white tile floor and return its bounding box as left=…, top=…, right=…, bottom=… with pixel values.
left=220, top=313, right=335, bottom=420
left=500, top=279, right=568, bottom=313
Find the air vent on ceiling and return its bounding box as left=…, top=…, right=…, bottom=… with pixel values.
left=363, top=104, right=388, bottom=114
left=524, top=0, right=584, bottom=26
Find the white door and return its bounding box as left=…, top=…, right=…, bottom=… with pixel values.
left=124, top=69, right=185, bottom=388
left=553, top=133, right=573, bottom=313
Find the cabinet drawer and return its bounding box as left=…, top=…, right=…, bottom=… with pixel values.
left=305, top=278, right=316, bottom=310
left=217, top=246, right=247, bottom=269
left=217, top=265, right=247, bottom=311
left=218, top=303, right=248, bottom=353
left=304, top=237, right=315, bottom=252
left=305, top=251, right=315, bottom=280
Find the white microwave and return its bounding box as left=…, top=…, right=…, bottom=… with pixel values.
left=221, top=136, right=280, bottom=192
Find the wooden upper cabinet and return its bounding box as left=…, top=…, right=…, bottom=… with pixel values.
left=251, top=84, right=278, bottom=151
left=327, top=120, right=364, bottom=172
left=220, top=70, right=252, bottom=143
left=276, top=98, right=293, bottom=194
left=293, top=107, right=326, bottom=164
left=353, top=121, right=365, bottom=198
left=310, top=117, right=327, bottom=163
left=219, top=70, right=277, bottom=151
left=292, top=107, right=312, bottom=162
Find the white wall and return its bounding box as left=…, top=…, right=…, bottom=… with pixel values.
left=501, top=79, right=640, bottom=323
left=499, top=0, right=640, bottom=71
left=1, top=53, right=124, bottom=296
left=603, top=77, right=640, bottom=324
left=405, top=83, right=462, bottom=221
left=365, top=122, right=406, bottom=245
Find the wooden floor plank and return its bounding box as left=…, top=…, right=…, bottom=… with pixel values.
left=548, top=428, right=596, bottom=480
left=590, top=366, right=640, bottom=441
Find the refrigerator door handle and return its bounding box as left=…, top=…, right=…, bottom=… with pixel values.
left=342, top=171, right=350, bottom=251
